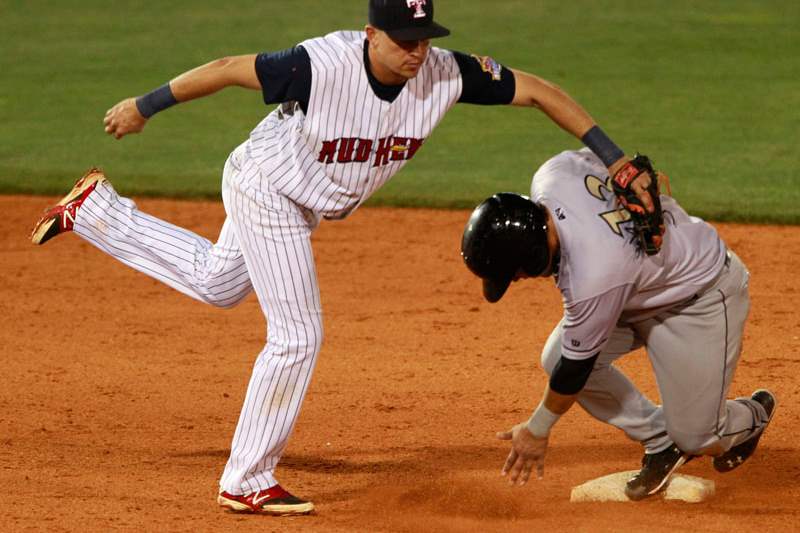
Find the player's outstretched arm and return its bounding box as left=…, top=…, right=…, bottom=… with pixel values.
left=509, top=69, right=598, bottom=143
left=103, top=54, right=260, bottom=140
left=509, top=68, right=657, bottom=214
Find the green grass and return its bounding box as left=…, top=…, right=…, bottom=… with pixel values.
left=1, top=0, right=798, bottom=222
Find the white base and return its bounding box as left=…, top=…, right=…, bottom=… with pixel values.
left=570, top=470, right=715, bottom=503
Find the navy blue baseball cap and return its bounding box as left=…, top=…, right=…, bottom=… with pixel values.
left=369, top=0, right=451, bottom=40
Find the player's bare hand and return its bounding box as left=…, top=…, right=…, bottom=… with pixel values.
left=497, top=422, right=549, bottom=485
left=104, top=98, right=147, bottom=140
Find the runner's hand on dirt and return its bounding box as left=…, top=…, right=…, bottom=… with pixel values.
left=497, top=422, right=549, bottom=485
left=104, top=98, right=147, bottom=139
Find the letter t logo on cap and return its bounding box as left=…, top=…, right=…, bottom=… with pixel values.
left=407, top=0, right=427, bottom=19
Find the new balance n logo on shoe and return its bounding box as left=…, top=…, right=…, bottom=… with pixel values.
left=30, top=168, right=106, bottom=245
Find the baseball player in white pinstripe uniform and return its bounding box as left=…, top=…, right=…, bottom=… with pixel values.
left=31, top=0, right=660, bottom=515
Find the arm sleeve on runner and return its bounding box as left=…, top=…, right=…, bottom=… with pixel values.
left=549, top=352, right=599, bottom=395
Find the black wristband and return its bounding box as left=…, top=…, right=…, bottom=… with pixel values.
left=581, top=125, right=625, bottom=168
left=135, top=83, right=178, bottom=119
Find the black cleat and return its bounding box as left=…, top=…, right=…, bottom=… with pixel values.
left=625, top=444, right=690, bottom=501
left=713, top=389, right=777, bottom=473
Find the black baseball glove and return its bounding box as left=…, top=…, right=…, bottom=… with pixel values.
left=611, top=154, right=665, bottom=255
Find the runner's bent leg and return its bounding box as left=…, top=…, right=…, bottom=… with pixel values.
left=541, top=320, right=670, bottom=453
left=636, top=252, right=765, bottom=456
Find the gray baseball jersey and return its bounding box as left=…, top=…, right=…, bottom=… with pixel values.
left=532, top=149, right=769, bottom=456
left=531, top=148, right=727, bottom=361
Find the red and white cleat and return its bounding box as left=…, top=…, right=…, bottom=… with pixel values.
left=217, top=485, right=315, bottom=516
left=30, top=168, right=106, bottom=245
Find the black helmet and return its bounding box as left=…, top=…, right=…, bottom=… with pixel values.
left=461, top=193, right=550, bottom=303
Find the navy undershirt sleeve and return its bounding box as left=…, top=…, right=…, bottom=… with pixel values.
left=451, top=50, right=516, bottom=105
left=254, top=46, right=312, bottom=113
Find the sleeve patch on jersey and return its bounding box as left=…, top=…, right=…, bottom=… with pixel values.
left=471, top=55, right=503, bottom=81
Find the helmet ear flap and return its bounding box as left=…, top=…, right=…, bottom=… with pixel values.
left=461, top=193, right=550, bottom=302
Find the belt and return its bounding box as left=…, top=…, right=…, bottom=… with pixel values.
left=687, top=250, right=732, bottom=305
left=707, top=250, right=732, bottom=290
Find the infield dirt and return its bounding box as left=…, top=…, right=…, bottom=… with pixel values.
left=2, top=196, right=798, bottom=532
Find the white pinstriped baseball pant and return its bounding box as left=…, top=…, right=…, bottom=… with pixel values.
left=74, top=153, right=323, bottom=494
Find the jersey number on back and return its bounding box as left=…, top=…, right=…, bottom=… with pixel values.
left=584, top=174, right=631, bottom=237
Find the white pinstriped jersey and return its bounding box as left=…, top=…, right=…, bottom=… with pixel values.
left=531, top=149, right=728, bottom=360
left=68, top=28, right=502, bottom=496
left=241, top=31, right=463, bottom=219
